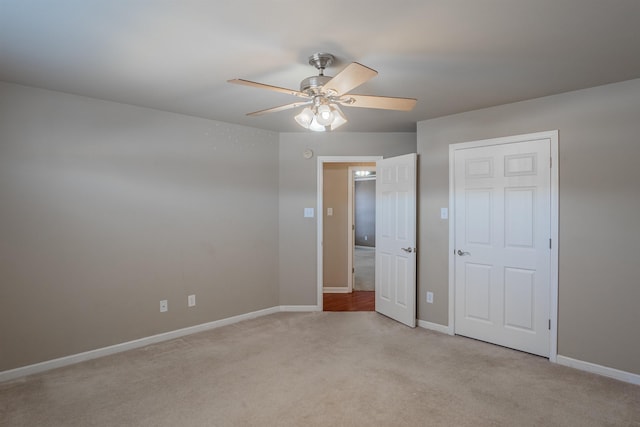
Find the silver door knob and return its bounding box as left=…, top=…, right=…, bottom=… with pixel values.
left=401, top=247, right=413, bottom=253
left=457, top=249, right=471, bottom=256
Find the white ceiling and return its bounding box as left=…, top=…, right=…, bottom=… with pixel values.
left=2, top=1, right=640, bottom=133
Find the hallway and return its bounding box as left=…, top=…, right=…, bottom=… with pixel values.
left=353, top=246, right=375, bottom=291
left=324, top=246, right=375, bottom=311
left=323, top=291, right=374, bottom=311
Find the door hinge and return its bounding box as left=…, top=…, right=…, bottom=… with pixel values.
left=549, top=238, right=552, bottom=249
left=548, top=319, right=551, bottom=330
left=352, top=267, right=355, bottom=273
left=550, top=157, right=552, bottom=168
left=352, top=224, right=355, bottom=230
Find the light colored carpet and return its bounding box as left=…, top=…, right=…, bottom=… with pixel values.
left=354, top=246, right=375, bottom=291
left=1, top=312, right=639, bottom=426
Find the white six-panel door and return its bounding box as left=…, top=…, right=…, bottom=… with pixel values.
left=375, top=154, right=417, bottom=327
left=454, top=138, right=551, bottom=356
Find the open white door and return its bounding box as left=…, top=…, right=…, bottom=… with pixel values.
left=375, top=153, right=417, bottom=327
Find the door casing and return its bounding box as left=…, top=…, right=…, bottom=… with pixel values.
left=448, top=130, right=559, bottom=362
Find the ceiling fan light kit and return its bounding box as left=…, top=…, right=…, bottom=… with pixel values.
left=228, top=53, right=416, bottom=132
left=295, top=98, right=348, bottom=132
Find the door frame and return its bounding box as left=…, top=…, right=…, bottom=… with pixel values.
left=348, top=165, right=377, bottom=292
left=447, top=130, right=559, bottom=361
left=317, top=156, right=383, bottom=310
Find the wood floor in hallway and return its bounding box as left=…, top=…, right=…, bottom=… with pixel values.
left=323, top=291, right=375, bottom=311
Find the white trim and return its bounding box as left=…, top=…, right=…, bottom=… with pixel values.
left=448, top=130, right=559, bottom=360
left=549, top=133, right=559, bottom=363
left=323, top=287, right=351, bottom=293
left=279, top=305, right=321, bottom=312
left=317, top=156, right=382, bottom=311
left=7, top=304, right=637, bottom=386
left=347, top=167, right=355, bottom=293
left=447, top=148, right=456, bottom=335
left=0, top=305, right=317, bottom=383
left=417, top=320, right=451, bottom=335
left=556, top=355, right=640, bottom=386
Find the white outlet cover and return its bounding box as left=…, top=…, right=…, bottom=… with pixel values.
left=426, top=292, right=434, bottom=303
left=188, top=294, right=196, bottom=307
left=440, top=208, right=448, bottom=219
left=160, top=300, right=168, bottom=312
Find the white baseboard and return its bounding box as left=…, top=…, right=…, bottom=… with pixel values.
left=0, top=305, right=316, bottom=383
left=556, top=355, right=640, bottom=386
left=415, top=325, right=639, bottom=385
left=280, top=305, right=321, bottom=312
left=6, top=310, right=640, bottom=387
left=323, top=287, right=350, bottom=293
left=417, top=319, right=453, bottom=335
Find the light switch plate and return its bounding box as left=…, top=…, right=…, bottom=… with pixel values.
left=304, top=208, right=314, bottom=218
left=327, top=207, right=333, bottom=216
left=440, top=208, right=448, bottom=219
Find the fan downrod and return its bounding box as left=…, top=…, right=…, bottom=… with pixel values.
left=308, top=53, right=334, bottom=75
left=300, top=53, right=335, bottom=95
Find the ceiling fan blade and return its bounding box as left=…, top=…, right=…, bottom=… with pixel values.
left=246, top=100, right=312, bottom=117
left=323, top=62, right=378, bottom=96
left=340, top=94, right=417, bottom=111
left=228, top=79, right=308, bottom=98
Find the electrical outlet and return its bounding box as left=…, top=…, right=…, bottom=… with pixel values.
left=188, top=294, right=196, bottom=307
left=426, top=292, right=434, bottom=304
left=160, top=300, right=168, bottom=312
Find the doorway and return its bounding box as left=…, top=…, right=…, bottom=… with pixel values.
left=324, top=165, right=377, bottom=311
left=317, top=156, right=381, bottom=311
left=317, top=154, right=418, bottom=324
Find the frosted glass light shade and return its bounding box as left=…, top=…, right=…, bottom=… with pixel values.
left=294, top=103, right=347, bottom=131
left=294, top=107, right=314, bottom=128
left=329, top=106, right=347, bottom=130
left=316, top=104, right=334, bottom=126
left=308, top=117, right=326, bottom=132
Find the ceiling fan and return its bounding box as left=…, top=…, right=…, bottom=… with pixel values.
left=228, top=53, right=417, bottom=131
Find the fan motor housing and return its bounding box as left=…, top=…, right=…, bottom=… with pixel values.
left=300, top=75, right=332, bottom=95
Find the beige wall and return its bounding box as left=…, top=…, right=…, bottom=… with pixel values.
left=278, top=133, right=416, bottom=305
left=417, top=78, right=640, bottom=375
left=322, top=164, right=349, bottom=288
left=0, top=82, right=280, bottom=371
